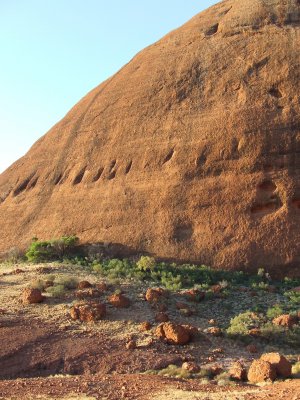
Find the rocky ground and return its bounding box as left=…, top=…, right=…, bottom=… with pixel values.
left=0, top=262, right=299, bottom=399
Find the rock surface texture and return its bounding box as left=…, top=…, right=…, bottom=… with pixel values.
left=0, top=0, right=300, bottom=275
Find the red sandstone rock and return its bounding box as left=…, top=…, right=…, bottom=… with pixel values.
left=229, top=361, right=247, bottom=381
left=145, top=288, right=166, bottom=303
left=260, top=353, right=292, bottom=378
left=272, top=314, right=297, bottom=328
left=22, top=288, right=44, bottom=304
left=206, top=327, right=222, bottom=336
left=182, top=362, right=200, bottom=373
left=182, top=289, right=205, bottom=302
left=77, top=281, right=92, bottom=290
left=96, top=282, right=108, bottom=292
left=248, top=360, right=277, bottom=383
left=155, top=322, right=191, bottom=345
left=108, top=293, right=130, bottom=308
left=70, top=302, right=106, bottom=322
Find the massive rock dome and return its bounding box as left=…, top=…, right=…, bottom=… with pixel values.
left=1, top=0, right=300, bottom=275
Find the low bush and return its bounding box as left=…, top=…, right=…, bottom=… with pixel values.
left=26, top=235, right=79, bottom=262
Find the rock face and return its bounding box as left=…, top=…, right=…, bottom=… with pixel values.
left=1, top=0, right=300, bottom=275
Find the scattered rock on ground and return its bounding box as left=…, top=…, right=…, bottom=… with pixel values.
left=78, top=281, right=93, bottom=289
left=70, top=302, right=106, bottom=322
left=260, top=353, right=292, bottom=378
left=182, top=362, right=200, bottom=373
left=206, top=327, right=222, bottom=336
left=145, top=288, right=167, bottom=303
left=272, top=314, right=297, bottom=328
left=248, top=359, right=277, bottom=383
left=22, top=288, right=44, bottom=304
left=229, top=361, right=247, bottom=381
left=155, top=322, right=191, bottom=345
left=182, top=289, right=205, bottom=302
left=108, top=293, right=130, bottom=308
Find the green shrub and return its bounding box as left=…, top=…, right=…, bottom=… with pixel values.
left=54, top=276, right=78, bottom=290
left=26, top=235, right=79, bottom=262
left=46, top=284, right=66, bottom=298
left=136, top=256, right=156, bottom=271
left=266, top=304, right=284, bottom=319
left=226, top=311, right=264, bottom=337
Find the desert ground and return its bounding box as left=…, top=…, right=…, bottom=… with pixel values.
left=0, top=259, right=299, bottom=399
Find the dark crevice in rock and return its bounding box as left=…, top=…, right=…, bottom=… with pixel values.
left=73, top=166, right=87, bottom=185
left=92, top=167, right=104, bottom=182
left=13, top=173, right=36, bottom=197
left=107, top=171, right=116, bottom=180
left=163, top=149, right=175, bottom=165
left=269, top=87, right=283, bottom=98
left=205, top=23, right=219, bottom=36
left=125, top=161, right=132, bottom=174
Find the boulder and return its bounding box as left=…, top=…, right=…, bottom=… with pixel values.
left=248, top=360, right=277, bottom=383
left=70, top=302, right=106, bottom=322
left=108, top=293, right=130, bottom=308
left=272, top=314, right=297, bottom=328
left=229, top=361, right=247, bottom=381
left=260, top=353, right=292, bottom=378
left=182, top=362, right=200, bottom=373
left=145, top=288, right=167, bottom=303
left=22, top=288, right=44, bottom=304
left=155, top=322, right=191, bottom=345
left=77, top=281, right=92, bottom=289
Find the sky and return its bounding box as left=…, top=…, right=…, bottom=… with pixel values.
left=0, top=1, right=217, bottom=173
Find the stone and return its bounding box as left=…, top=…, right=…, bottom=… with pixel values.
left=77, top=281, right=92, bottom=289
left=145, top=288, right=166, bottom=303
left=229, top=361, right=247, bottom=381
left=76, top=288, right=101, bottom=299
left=248, top=360, right=277, bottom=383
left=96, top=282, right=108, bottom=292
left=210, top=365, right=223, bottom=377
left=206, top=327, right=222, bottom=336
left=1, top=0, right=300, bottom=277
left=70, top=302, right=106, bottom=322
left=272, top=314, right=297, bottom=328
left=248, top=328, right=261, bottom=336
left=182, top=362, right=200, bottom=373
left=260, top=353, right=292, bottom=378
left=155, top=322, right=191, bottom=345
left=22, top=288, right=44, bottom=304
left=108, top=293, right=130, bottom=308
left=182, top=289, right=205, bottom=302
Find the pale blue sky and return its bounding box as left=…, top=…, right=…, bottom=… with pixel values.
left=0, top=1, right=217, bottom=173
